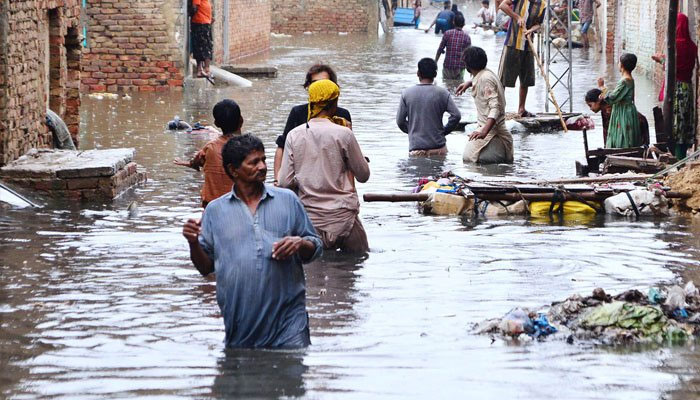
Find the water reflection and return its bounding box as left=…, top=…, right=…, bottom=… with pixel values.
left=212, top=349, right=307, bottom=399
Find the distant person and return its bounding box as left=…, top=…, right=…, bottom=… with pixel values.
left=273, top=64, right=352, bottom=184
left=183, top=134, right=322, bottom=348
left=396, top=58, right=461, bottom=156
left=451, top=3, right=464, bottom=21
left=498, top=0, right=546, bottom=118
left=435, top=14, right=471, bottom=80
left=190, top=0, right=213, bottom=78
left=174, top=99, right=243, bottom=208
left=597, top=53, right=643, bottom=148
left=477, top=0, right=494, bottom=25
left=457, top=47, right=514, bottom=163
left=584, top=88, right=649, bottom=146
left=413, top=0, right=422, bottom=29
left=579, top=0, right=600, bottom=48
left=652, top=13, right=697, bottom=159
left=279, top=80, right=371, bottom=253
left=425, top=2, right=455, bottom=34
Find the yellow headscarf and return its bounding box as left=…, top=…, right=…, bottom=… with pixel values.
left=307, top=79, right=348, bottom=127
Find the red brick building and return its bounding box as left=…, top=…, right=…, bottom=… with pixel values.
left=272, top=0, right=379, bottom=34
left=0, top=0, right=82, bottom=165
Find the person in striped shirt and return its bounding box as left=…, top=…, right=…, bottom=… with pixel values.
left=497, top=0, right=546, bottom=117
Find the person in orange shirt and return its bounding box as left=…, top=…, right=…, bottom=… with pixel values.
left=175, top=99, right=243, bottom=208
left=190, top=0, right=213, bottom=78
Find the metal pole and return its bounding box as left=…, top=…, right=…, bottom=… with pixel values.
left=567, top=0, right=573, bottom=112
left=544, top=0, right=551, bottom=113
left=663, top=1, right=679, bottom=143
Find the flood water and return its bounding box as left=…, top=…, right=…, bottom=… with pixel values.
left=3, top=2, right=700, bottom=398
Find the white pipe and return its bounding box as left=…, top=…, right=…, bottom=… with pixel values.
left=189, top=60, right=253, bottom=87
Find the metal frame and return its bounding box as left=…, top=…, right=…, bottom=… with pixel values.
left=543, top=0, right=573, bottom=113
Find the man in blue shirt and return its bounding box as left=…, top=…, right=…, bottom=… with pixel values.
left=182, top=134, right=322, bottom=348
left=425, top=2, right=455, bottom=34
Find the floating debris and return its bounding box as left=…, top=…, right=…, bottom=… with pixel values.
left=475, top=283, right=700, bottom=345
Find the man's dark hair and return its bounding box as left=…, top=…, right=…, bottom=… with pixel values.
left=481, top=0, right=489, bottom=5
left=620, top=53, right=638, bottom=72
left=212, top=99, right=242, bottom=134
left=464, top=46, right=487, bottom=72
left=303, top=64, right=338, bottom=88
left=417, top=58, right=438, bottom=79
left=454, top=14, right=465, bottom=28
left=444, top=2, right=451, bottom=9
left=585, top=88, right=602, bottom=103
left=221, top=134, right=265, bottom=178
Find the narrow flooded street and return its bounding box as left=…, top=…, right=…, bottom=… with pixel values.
left=2, top=2, right=700, bottom=398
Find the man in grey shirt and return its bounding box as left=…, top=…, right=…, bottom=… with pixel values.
left=396, top=58, right=461, bottom=156
left=182, top=134, right=322, bottom=348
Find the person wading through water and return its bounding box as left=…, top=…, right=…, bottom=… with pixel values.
left=273, top=64, right=352, bottom=185
left=182, top=134, right=322, bottom=348
left=396, top=58, right=461, bottom=156
left=457, top=46, right=514, bottom=164
left=174, top=99, right=244, bottom=208
left=279, top=79, right=371, bottom=253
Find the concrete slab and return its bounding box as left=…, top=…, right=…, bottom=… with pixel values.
left=1, top=148, right=135, bottom=179
left=221, top=64, right=278, bottom=78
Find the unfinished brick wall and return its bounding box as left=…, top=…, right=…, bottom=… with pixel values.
left=210, top=0, right=272, bottom=65
left=272, top=0, right=377, bottom=34
left=82, top=0, right=184, bottom=92
left=0, top=0, right=82, bottom=166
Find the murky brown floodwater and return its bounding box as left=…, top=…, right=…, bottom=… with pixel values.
left=3, top=2, right=700, bottom=398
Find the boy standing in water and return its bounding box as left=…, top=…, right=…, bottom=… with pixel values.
left=174, top=100, right=243, bottom=208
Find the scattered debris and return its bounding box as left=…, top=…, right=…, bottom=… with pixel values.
left=475, top=283, right=700, bottom=345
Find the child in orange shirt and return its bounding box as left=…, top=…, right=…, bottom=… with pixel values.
left=175, top=99, right=243, bottom=207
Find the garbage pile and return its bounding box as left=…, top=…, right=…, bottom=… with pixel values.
left=475, top=282, right=700, bottom=345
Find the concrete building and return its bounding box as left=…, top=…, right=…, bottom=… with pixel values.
left=0, top=0, right=82, bottom=166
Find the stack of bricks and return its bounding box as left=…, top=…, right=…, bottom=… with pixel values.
left=272, top=0, right=375, bottom=34
left=0, top=148, right=147, bottom=200
left=82, top=0, right=184, bottom=92
left=604, top=0, right=615, bottom=54
left=0, top=0, right=82, bottom=166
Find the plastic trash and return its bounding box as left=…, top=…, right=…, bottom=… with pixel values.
left=648, top=288, right=665, bottom=305
left=665, top=285, right=688, bottom=309
left=531, top=314, right=557, bottom=338
left=581, top=302, right=667, bottom=337
left=498, top=308, right=534, bottom=337
left=684, top=281, right=699, bottom=297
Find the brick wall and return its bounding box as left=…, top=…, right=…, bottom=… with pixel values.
left=211, top=0, right=272, bottom=64
left=272, top=0, right=377, bottom=34
left=0, top=0, right=82, bottom=166
left=82, top=0, right=184, bottom=92
left=226, top=0, right=270, bottom=61
left=604, top=0, right=615, bottom=54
